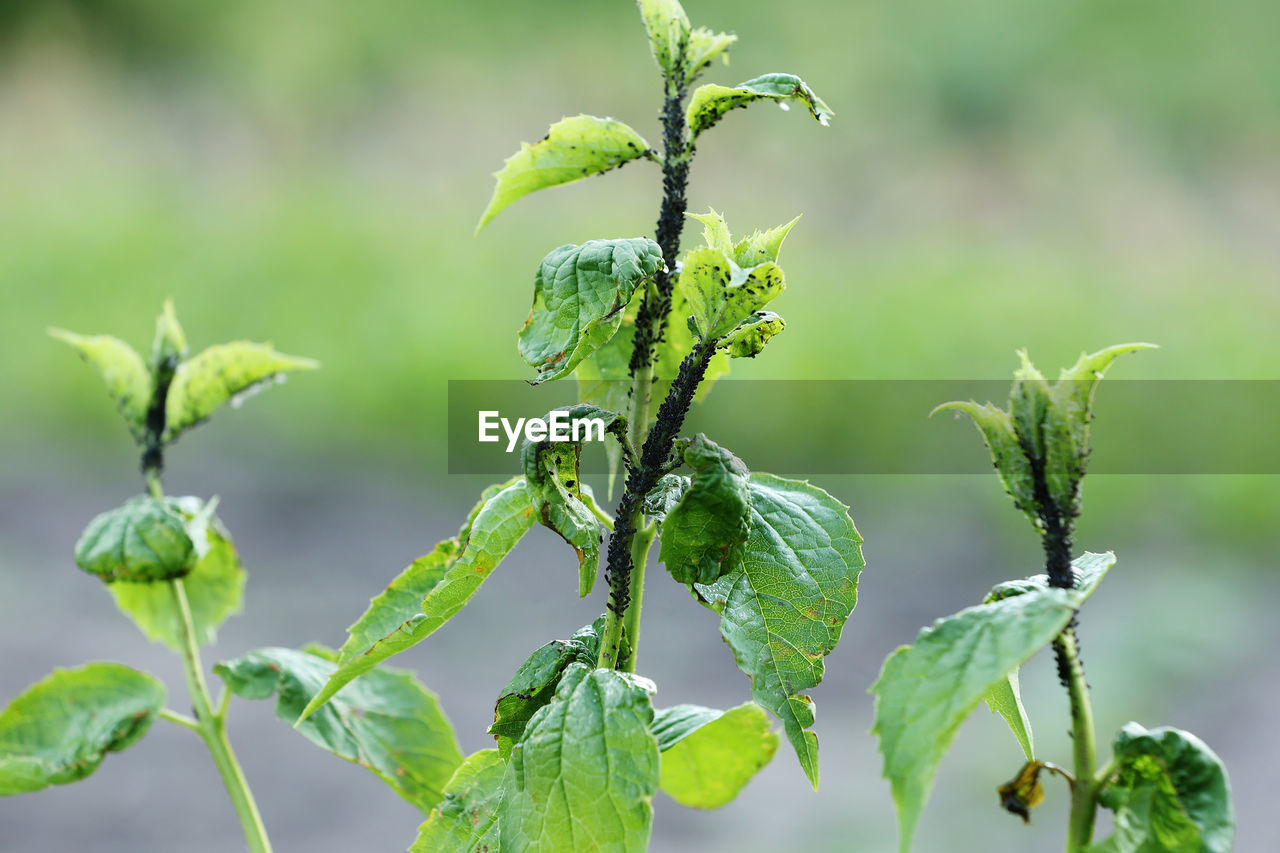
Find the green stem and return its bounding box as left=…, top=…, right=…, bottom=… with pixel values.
left=169, top=579, right=273, bottom=853
left=159, top=708, right=201, bottom=732
left=1057, top=627, right=1098, bottom=853
left=617, top=523, right=656, bottom=673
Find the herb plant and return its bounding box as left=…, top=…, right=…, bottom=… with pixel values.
left=871, top=346, right=1236, bottom=852
left=273, top=1, right=863, bottom=849
left=0, top=303, right=316, bottom=852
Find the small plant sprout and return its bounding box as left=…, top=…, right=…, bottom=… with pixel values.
left=0, top=302, right=315, bottom=851
left=871, top=344, right=1235, bottom=853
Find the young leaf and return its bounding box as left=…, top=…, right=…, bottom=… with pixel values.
left=163, top=341, right=318, bottom=442
left=519, top=238, right=664, bottom=383
left=679, top=248, right=785, bottom=341
left=150, top=299, right=188, bottom=372
left=478, top=116, right=656, bottom=230
left=983, top=670, right=1034, bottom=761
left=410, top=749, right=505, bottom=853
left=109, top=497, right=246, bottom=650
left=642, top=473, right=689, bottom=523
left=687, top=73, right=833, bottom=138
left=693, top=474, right=863, bottom=789
left=74, top=495, right=197, bottom=583
left=870, top=552, right=1115, bottom=853
left=718, top=310, right=785, bottom=358
left=657, top=435, right=751, bottom=585
left=0, top=663, right=164, bottom=795
left=684, top=27, right=737, bottom=82
left=931, top=400, right=1039, bottom=530
left=637, top=0, right=690, bottom=78
left=651, top=702, right=778, bottom=809
left=48, top=329, right=151, bottom=441
left=490, top=617, right=604, bottom=759
left=297, top=479, right=536, bottom=723
left=501, top=664, right=659, bottom=853
left=214, top=646, right=463, bottom=814
left=732, top=216, right=801, bottom=267
left=1089, top=723, right=1234, bottom=853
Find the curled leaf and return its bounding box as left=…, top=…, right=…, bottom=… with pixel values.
left=49, top=329, right=151, bottom=441
left=519, top=238, right=664, bottom=383
left=658, top=435, right=751, bottom=585
left=687, top=73, right=833, bottom=138
left=74, top=496, right=196, bottom=583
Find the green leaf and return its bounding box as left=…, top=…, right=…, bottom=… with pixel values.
left=521, top=406, right=630, bottom=595
left=658, top=435, right=750, bottom=585
left=934, top=344, right=1155, bottom=529
left=870, top=552, right=1115, bottom=853
left=150, top=299, right=188, bottom=373
left=297, top=479, right=536, bottom=723
left=642, top=473, right=689, bottom=523
left=651, top=702, right=778, bottom=809
left=479, top=116, right=655, bottom=230
left=0, top=663, right=165, bottom=795
left=732, top=216, right=801, bottom=267
left=74, top=495, right=196, bottom=583
left=1089, top=723, right=1234, bottom=853
left=694, top=474, right=863, bottom=789
left=687, top=73, right=833, bottom=138
left=163, top=341, right=317, bottom=441
left=215, top=646, right=463, bottom=814
left=518, top=238, right=663, bottom=384
left=637, top=0, right=690, bottom=77
left=49, top=329, right=151, bottom=441
left=411, top=749, right=505, bottom=853
left=684, top=27, right=737, bottom=82
left=679, top=248, right=785, bottom=341
left=501, top=665, right=659, bottom=853
left=983, top=670, right=1034, bottom=761
left=686, top=209, right=735, bottom=254
left=718, top=310, right=786, bottom=358
left=490, top=617, right=604, bottom=759
left=109, top=496, right=246, bottom=651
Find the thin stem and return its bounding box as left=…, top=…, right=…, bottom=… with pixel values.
left=618, top=523, right=656, bottom=673
left=159, top=708, right=201, bottom=732
left=169, top=579, right=273, bottom=853
left=1058, top=627, right=1098, bottom=853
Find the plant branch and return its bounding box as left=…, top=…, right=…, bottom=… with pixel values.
left=159, top=708, right=201, bottom=732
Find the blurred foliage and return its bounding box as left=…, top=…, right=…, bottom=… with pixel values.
left=1, top=0, right=1276, bottom=535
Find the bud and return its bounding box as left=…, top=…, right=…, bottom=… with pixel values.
left=74, top=496, right=196, bottom=583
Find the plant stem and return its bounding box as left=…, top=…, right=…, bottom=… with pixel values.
left=618, top=523, right=656, bottom=673
left=599, top=343, right=714, bottom=669
left=598, top=71, right=698, bottom=670
left=159, top=708, right=201, bottom=732
left=1057, top=627, right=1098, bottom=853
left=169, top=578, right=273, bottom=853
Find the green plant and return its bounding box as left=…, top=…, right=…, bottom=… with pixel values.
left=0, top=303, right=316, bottom=851
left=871, top=345, right=1236, bottom=853
left=258, top=1, right=861, bottom=849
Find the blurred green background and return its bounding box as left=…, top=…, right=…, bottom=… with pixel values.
left=1, top=1, right=1276, bottom=851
